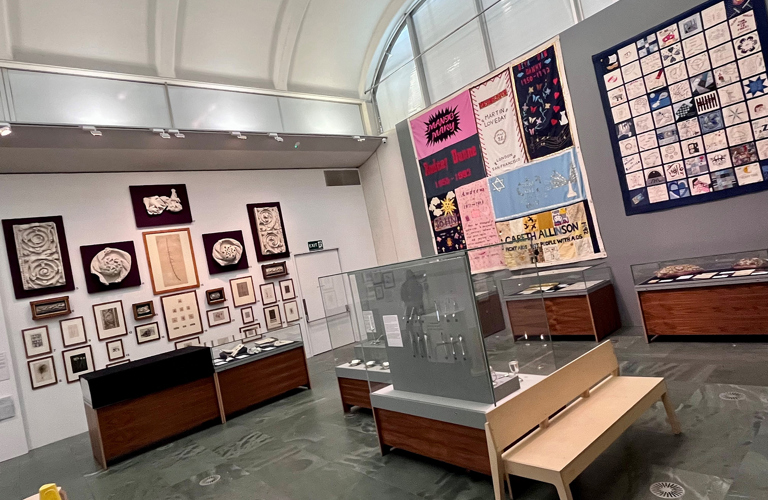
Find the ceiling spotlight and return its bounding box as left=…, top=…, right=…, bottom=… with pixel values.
left=268, top=132, right=283, bottom=142
left=82, top=125, right=101, bottom=137
left=231, top=131, right=247, bottom=140
left=0, top=123, right=11, bottom=136
left=353, top=135, right=365, bottom=142
left=151, top=128, right=171, bottom=139
left=169, top=129, right=185, bottom=139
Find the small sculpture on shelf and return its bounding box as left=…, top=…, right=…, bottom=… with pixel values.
left=654, top=264, right=705, bottom=278
left=733, top=257, right=768, bottom=269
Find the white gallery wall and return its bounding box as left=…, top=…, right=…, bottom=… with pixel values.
left=0, top=290, right=29, bottom=461
left=0, top=168, right=377, bottom=451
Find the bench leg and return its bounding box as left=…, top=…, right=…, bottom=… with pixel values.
left=505, top=474, right=513, bottom=499
left=554, top=477, right=573, bottom=500
left=661, top=392, right=682, bottom=435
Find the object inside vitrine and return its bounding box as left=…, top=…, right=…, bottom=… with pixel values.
left=642, top=257, right=768, bottom=285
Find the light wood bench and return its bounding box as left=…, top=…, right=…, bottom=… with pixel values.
left=485, top=341, right=681, bottom=500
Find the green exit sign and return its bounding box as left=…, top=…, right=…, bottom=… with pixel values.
left=308, top=240, right=324, bottom=251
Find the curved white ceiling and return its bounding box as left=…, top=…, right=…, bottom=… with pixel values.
left=0, top=0, right=404, bottom=99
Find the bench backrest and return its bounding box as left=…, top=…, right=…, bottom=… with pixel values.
left=486, top=341, right=619, bottom=454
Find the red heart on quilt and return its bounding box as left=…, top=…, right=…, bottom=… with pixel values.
left=554, top=92, right=560, bottom=99
left=531, top=106, right=537, bottom=112
left=553, top=105, right=560, bottom=112
left=553, top=78, right=559, bottom=85
left=551, top=119, right=558, bottom=125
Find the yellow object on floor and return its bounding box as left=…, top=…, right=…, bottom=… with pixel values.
left=23, top=484, right=67, bottom=500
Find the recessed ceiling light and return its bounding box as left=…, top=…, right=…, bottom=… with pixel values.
left=0, top=123, right=12, bottom=136
left=82, top=125, right=101, bottom=136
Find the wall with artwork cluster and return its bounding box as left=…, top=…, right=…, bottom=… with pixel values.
left=0, top=168, right=377, bottom=455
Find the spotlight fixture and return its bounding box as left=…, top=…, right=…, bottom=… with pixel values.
left=82, top=125, right=102, bottom=137
left=230, top=131, right=247, bottom=140
left=0, top=122, right=12, bottom=136
left=352, top=135, right=365, bottom=142
left=169, top=129, right=185, bottom=139
left=268, top=132, right=284, bottom=142
left=151, top=128, right=171, bottom=139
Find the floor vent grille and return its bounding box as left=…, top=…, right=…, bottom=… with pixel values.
left=199, top=475, right=221, bottom=486
left=324, top=170, right=361, bottom=186
left=650, top=481, right=685, bottom=498
left=719, top=391, right=747, bottom=401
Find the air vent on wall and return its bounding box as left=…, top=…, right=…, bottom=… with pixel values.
left=324, top=170, right=361, bottom=186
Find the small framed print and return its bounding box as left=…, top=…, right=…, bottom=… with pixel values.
left=92, top=300, right=128, bottom=341
left=30, top=296, right=71, bottom=321
left=132, top=300, right=155, bottom=321
left=375, top=285, right=385, bottom=300
left=59, top=317, right=87, bottom=348
left=62, top=345, right=94, bottom=383
left=230, top=276, right=257, bottom=307
left=260, top=282, right=277, bottom=305
left=22, top=326, right=52, bottom=358
left=106, top=359, right=130, bottom=368
left=175, top=337, right=201, bottom=349
left=279, top=279, right=296, bottom=300
left=240, top=323, right=261, bottom=340
left=283, top=300, right=301, bottom=323
left=106, top=339, right=125, bottom=361
left=135, top=321, right=161, bottom=344
left=212, top=336, right=232, bottom=347
left=28, top=356, right=57, bottom=390
left=241, top=306, right=255, bottom=324
left=142, top=228, right=200, bottom=295
left=161, top=290, right=203, bottom=341
left=261, top=261, right=288, bottom=280
left=372, top=271, right=383, bottom=285
left=206, top=288, right=226, bottom=305
left=383, top=271, right=395, bottom=289
left=207, top=306, right=232, bottom=327
left=264, top=305, right=282, bottom=330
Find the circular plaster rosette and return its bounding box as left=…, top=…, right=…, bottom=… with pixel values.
left=733, top=257, right=768, bottom=270
left=654, top=264, right=705, bottom=278
left=212, top=238, right=243, bottom=267
left=91, top=247, right=132, bottom=285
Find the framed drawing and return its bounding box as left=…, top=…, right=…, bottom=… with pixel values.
left=62, top=345, right=94, bottom=383
left=240, top=324, right=261, bottom=339
left=107, top=360, right=129, bottom=368
left=206, top=288, right=226, bottom=305
left=79, top=241, right=141, bottom=294
left=59, top=317, right=87, bottom=348
left=212, top=336, right=232, bottom=347
left=383, top=272, right=395, bottom=289
left=142, top=228, right=200, bottom=295
left=260, top=282, right=277, bottom=305
left=283, top=300, right=301, bottom=323
left=129, top=184, right=193, bottom=228
left=230, top=276, right=257, bottom=307
left=202, top=230, right=249, bottom=275
left=135, top=322, right=161, bottom=344
left=161, top=290, right=203, bottom=341
left=175, top=337, right=201, bottom=349
left=375, top=286, right=384, bottom=300
left=241, top=306, right=255, bottom=324
left=261, top=261, right=288, bottom=279
left=132, top=300, right=155, bottom=321
left=22, top=326, right=52, bottom=358
left=30, top=296, right=71, bottom=321
left=264, top=305, right=282, bottom=330
left=106, top=339, right=125, bottom=361
left=2, top=215, right=75, bottom=300
left=92, top=300, right=128, bottom=341
left=246, top=202, right=290, bottom=262
left=279, top=279, right=296, bottom=300
left=207, top=307, right=232, bottom=327
left=28, top=356, right=57, bottom=390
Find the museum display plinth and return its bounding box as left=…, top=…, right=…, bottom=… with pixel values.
left=81, top=347, right=218, bottom=468
left=214, top=341, right=311, bottom=420
left=335, top=363, right=391, bottom=412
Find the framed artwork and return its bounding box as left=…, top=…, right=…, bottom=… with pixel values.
left=260, top=282, right=277, bottom=305
left=28, top=356, right=57, bottom=389
left=107, top=359, right=130, bottom=368
left=261, top=261, right=288, bottom=279
left=283, top=300, right=301, bottom=323
left=59, top=317, right=87, bottom=348
left=202, top=230, right=249, bottom=275
left=230, top=276, right=257, bottom=307
left=246, top=202, right=290, bottom=262
left=593, top=0, right=768, bottom=215
left=2, top=215, right=75, bottom=300
left=375, top=286, right=384, bottom=300
left=279, top=279, right=296, bottom=300
left=106, top=339, right=125, bottom=361
left=207, top=307, right=232, bottom=327
left=212, top=336, right=232, bottom=347
left=383, top=272, right=395, bottom=289
left=206, top=288, right=226, bottom=305
left=264, top=305, right=282, bottom=330
left=175, top=337, right=201, bottom=349
left=22, top=326, right=52, bottom=358
left=62, top=345, right=94, bottom=383
left=135, top=322, right=161, bottom=344
left=132, top=300, right=155, bottom=321
left=30, top=296, right=71, bottom=321
left=372, top=272, right=383, bottom=285
left=129, top=184, right=193, bottom=228
left=142, top=228, right=200, bottom=295
left=79, top=241, right=141, bottom=294
left=161, top=290, right=204, bottom=341
left=92, top=300, right=128, bottom=341
left=240, top=324, right=261, bottom=339
left=241, top=306, right=255, bottom=324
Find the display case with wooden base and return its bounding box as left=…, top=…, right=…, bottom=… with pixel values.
left=335, top=361, right=391, bottom=412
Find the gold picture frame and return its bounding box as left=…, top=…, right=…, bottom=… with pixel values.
left=142, top=228, right=200, bottom=295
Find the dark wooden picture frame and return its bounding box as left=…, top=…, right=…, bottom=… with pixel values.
left=202, top=230, right=250, bottom=275
left=61, top=345, right=94, bottom=383
left=92, top=300, right=128, bottom=341
left=260, top=282, right=277, bottom=305
left=206, top=288, right=226, bottom=305
left=383, top=271, right=396, bottom=289
left=30, top=296, right=71, bottom=321
left=246, top=202, right=291, bottom=262
left=175, top=337, right=201, bottom=349
left=132, top=300, right=156, bottom=321
left=21, top=325, right=52, bottom=358
left=160, top=290, right=204, bottom=341
left=206, top=306, right=232, bottom=328
left=135, top=321, right=161, bottom=344
left=59, top=316, right=88, bottom=348
left=79, top=240, right=141, bottom=294
left=106, top=339, right=125, bottom=361
left=27, top=356, right=57, bottom=390
left=230, top=276, right=257, bottom=307
left=241, top=306, right=255, bottom=324
left=279, top=278, right=296, bottom=300
left=142, top=227, right=200, bottom=295
left=283, top=300, right=301, bottom=323
left=129, top=184, right=193, bottom=228
left=106, top=359, right=130, bottom=368
left=264, top=304, right=282, bottom=330
left=261, top=261, right=288, bottom=280
left=2, top=215, right=75, bottom=300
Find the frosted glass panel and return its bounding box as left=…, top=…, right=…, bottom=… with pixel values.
left=421, top=20, right=489, bottom=102
left=413, top=0, right=477, bottom=50
left=382, top=25, right=415, bottom=80
left=376, top=61, right=425, bottom=132
left=581, top=0, right=617, bottom=18
left=483, top=0, right=575, bottom=67
left=8, top=70, right=171, bottom=128
left=278, top=98, right=364, bottom=136
left=168, top=86, right=283, bottom=132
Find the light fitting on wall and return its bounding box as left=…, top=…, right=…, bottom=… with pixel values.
left=151, top=128, right=171, bottom=139
left=0, top=123, right=11, bottom=136
left=268, top=132, right=283, bottom=142
left=352, top=135, right=365, bottom=142
left=169, top=129, right=185, bottom=139
left=231, top=131, right=247, bottom=140
left=82, top=125, right=102, bottom=137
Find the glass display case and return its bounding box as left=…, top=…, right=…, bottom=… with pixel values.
left=211, top=323, right=302, bottom=371
left=632, top=249, right=768, bottom=288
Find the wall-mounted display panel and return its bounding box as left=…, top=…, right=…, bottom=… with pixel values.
left=278, top=97, right=364, bottom=136
left=167, top=86, right=283, bottom=132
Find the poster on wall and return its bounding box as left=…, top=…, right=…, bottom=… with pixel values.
left=512, top=45, right=574, bottom=160
left=455, top=180, right=505, bottom=273
left=427, top=191, right=466, bottom=253
left=593, top=0, right=768, bottom=215
left=495, top=201, right=601, bottom=268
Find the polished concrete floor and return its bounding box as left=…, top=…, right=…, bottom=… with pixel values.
left=3, top=327, right=768, bottom=499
